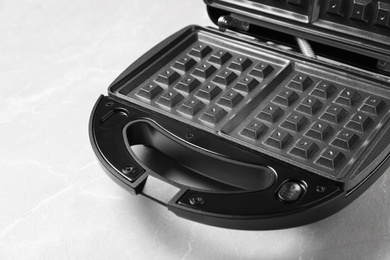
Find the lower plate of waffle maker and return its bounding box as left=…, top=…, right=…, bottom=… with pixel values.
left=90, top=0, right=390, bottom=229
left=89, top=24, right=390, bottom=230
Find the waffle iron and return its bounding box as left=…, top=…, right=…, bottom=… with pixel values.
left=89, top=0, right=390, bottom=230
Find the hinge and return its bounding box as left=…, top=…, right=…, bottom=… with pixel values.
left=218, top=15, right=250, bottom=32
left=217, top=15, right=317, bottom=60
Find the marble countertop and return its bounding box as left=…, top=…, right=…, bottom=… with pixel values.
left=1, top=0, right=390, bottom=259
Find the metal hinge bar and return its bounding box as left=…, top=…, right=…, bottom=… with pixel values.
left=218, top=15, right=250, bottom=32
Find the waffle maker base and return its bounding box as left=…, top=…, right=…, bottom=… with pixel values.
left=89, top=3, right=390, bottom=230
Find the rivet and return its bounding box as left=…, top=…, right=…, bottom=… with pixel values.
left=316, top=186, right=326, bottom=192
left=189, top=195, right=204, bottom=205
left=122, top=165, right=136, bottom=175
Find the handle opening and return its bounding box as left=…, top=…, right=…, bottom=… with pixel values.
left=124, top=121, right=276, bottom=192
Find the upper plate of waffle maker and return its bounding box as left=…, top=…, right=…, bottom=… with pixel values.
left=89, top=0, right=390, bottom=230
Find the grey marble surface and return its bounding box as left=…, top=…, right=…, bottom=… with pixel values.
left=0, top=0, right=389, bottom=259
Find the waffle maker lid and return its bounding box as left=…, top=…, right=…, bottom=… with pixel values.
left=205, top=0, right=390, bottom=63
left=89, top=0, right=390, bottom=230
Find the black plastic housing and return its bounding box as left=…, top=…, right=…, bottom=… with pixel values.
left=89, top=1, right=390, bottom=230
left=206, top=0, right=390, bottom=63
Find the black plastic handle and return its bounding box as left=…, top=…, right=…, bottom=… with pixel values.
left=90, top=94, right=277, bottom=194
left=90, top=95, right=346, bottom=230
left=123, top=119, right=277, bottom=192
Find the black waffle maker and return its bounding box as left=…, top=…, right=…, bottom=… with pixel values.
left=89, top=0, right=390, bottom=230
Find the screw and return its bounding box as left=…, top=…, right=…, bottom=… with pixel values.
left=217, top=16, right=232, bottom=32
left=122, top=165, right=136, bottom=175
left=316, top=186, right=326, bottom=192
left=189, top=195, right=204, bottom=205
left=186, top=133, right=194, bottom=139
left=105, top=102, right=114, bottom=107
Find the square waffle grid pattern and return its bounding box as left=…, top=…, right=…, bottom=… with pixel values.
left=315, top=0, right=390, bottom=45
left=208, top=0, right=390, bottom=46
left=115, top=30, right=390, bottom=182
left=119, top=33, right=290, bottom=132
left=229, top=65, right=390, bottom=180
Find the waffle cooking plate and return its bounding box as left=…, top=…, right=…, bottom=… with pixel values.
left=89, top=1, right=390, bottom=230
